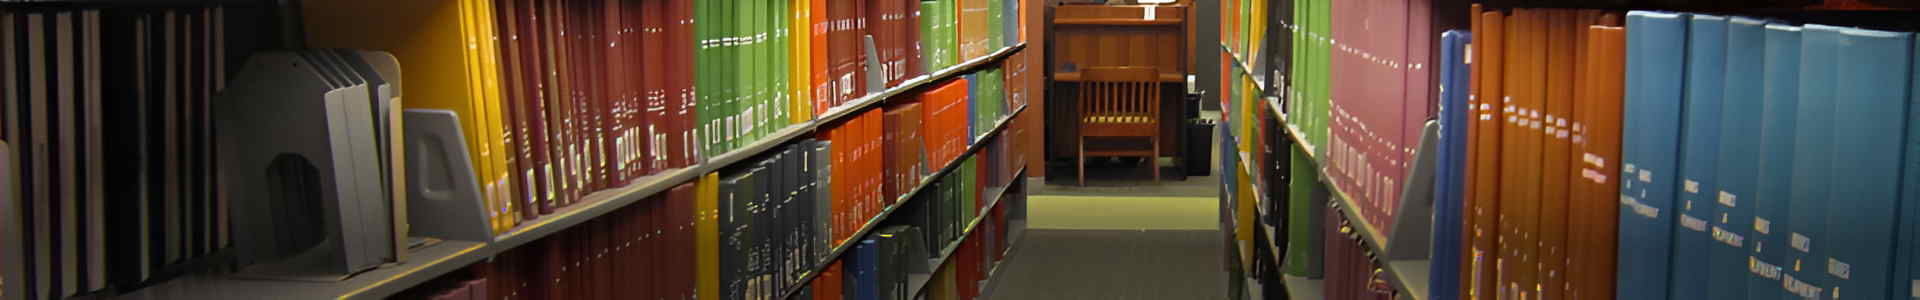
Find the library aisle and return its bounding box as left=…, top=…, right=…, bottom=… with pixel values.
left=13, top=0, right=1920, bottom=299
left=984, top=176, right=1228, bottom=299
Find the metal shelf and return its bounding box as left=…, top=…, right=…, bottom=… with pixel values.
left=120, top=43, right=1029, bottom=300
left=1219, top=43, right=1271, bottom=94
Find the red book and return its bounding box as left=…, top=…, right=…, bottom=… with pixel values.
left=867, top=107, right=879, bottom=215
left=815, top=261, right=845, bottom=300
left=851, top=0, right=869, bottom=99
left=905, top=0, right=922, bottom=80
left=597, top=0, right=621, bottom=191
left=593, top=214, right=612, bottom=300
left=879, top=106, right=895, bottom=205
left=830, top=0, right=850, bottom=106
left=810, top=0, right=832, bottom=114
left=677, top=0, right=699, bottom=167
left=672, top=182, right=696, bottom=299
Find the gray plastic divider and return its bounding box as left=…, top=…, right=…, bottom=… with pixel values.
left=1387, top=120, right=1437, bottom=261
left=400, top=109, right=493, bottom=243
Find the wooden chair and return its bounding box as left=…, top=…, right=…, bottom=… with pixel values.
left=1076, top=66, right=1161, bottom=185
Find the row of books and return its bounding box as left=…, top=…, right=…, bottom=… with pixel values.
left=405, top=130, right=1018, bottom=300
left=1234, top=3, right=1920, bottom=300
left=0, top=8, right=231, bottom=300
left=1319, top=0, right=1433, bottom=240
left=1610, top=12, right=1920, bottom=300
left=1428, top=8, right=1628, bottom=300
left=438, top=177, right=700, bottom=300
left=387, top=65, right=1019, bottom=299
left=1322, top=201, right=1395, bottom=300
left=1421, top=7, right=1920, bottom=300
left=297, top=0, right=1022, bottom=237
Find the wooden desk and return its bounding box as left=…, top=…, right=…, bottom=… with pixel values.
left=1046, top=3, right=1193, bottom=174
left=1050, top=4, right=1189, bottom=81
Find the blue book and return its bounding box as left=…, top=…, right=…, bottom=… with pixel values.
left=1782, top=24, right=1845, bottom=300
left=1896, top=36, right=1920, bottom=300
left=1003, top=0, right=1018, bottom=48
left=1618, top=11, right=1690, bottom=300
left=855, top=239, right=881, bottom=300
left=1430, top=29, right=1471, bottom=300
left=1750, top=23, right=1801, bottom=300
left=1708, top=16, right=1764, bottom=300
left=1672, top=15, right=1728, bottom=300
left=1823, top=27, right=1912, bottom=300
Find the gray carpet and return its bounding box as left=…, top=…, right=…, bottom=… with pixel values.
left=984, top=229, right=1229, bottom=300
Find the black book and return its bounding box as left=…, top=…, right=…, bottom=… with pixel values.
left=719, top=170, right=751, bottom=300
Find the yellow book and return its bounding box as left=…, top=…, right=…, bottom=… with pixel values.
left=459, top=0, right=508, bottom=233
left=1236, top=167, right=1255, bottom=265
left=302, top=0, right=509, bottom=234
left=696, top=172, right=721, bottom=300
left=474, top=0, right=517, bottom=230
left=928, top=262, right=954, bottom=300
left=791, top=0, right=812, bottom=123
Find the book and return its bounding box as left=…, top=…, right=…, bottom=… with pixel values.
left=1616, top=11, right=1688, bottom=300
left=1669, top=14, right=1727, bottom=300
left=1568, top=24, right=1623, bottom=300
left=1749, top=23, right=1801, bottom=300
left=1782, top=24, right=1844, bottom=300
left=1821, top=27, right=1911, bottom=300
left=1466, top=10, right=1504, bottom=299
left=1708, top=16, right=1764, bottom=300
left=1431, top=29, right=1469, bottom=300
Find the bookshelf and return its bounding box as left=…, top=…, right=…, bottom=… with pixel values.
left=776, top=104, right=1028, bottom=300
left=116, top=43, right=1030, bottom=300
left=495, top=43, right=1028, bottom=253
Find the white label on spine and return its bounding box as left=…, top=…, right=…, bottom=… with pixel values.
left=1143, top=7, right=1156, bottom=20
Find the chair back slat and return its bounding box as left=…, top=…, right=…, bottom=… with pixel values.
left=1077, top=66, right=1158, bottom=127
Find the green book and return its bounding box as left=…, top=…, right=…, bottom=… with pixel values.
left=741, top=0, right=752, bottom=148
left=1283, top=147, right=1326, bottom=277
left=717, top=0, right=736, bottom=154
left=756, top=0, right=771, bottom=141
left=696, top=0, right=712, bottom=157
left=773, top=0, right=790, bottom=130
left=962, top=156, right=977, bottom=224
left=987, top=0, right=1002, bottom=50
left=920, top=1, right=939, bottom=73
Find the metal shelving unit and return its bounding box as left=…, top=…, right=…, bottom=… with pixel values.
left=121, top=43, right=1029, bottom=300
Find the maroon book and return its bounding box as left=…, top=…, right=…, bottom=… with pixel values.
left=905, top=0, right=922, bottom=80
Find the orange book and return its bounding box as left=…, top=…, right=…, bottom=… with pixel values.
left=1467, top=9, right=1505, bottom=300
left=1501, top=9, right=1550, bottom=299
left=816, top=261, right=845, bottom=300
left=1535, top=9, right=1579, bottom=300
left=1460, top=6, right=1482, bottom=300
left=1567, top=24, right=1623, bottom=300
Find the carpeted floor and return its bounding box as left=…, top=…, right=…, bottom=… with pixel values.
left=984, top=229, right=1230, bottom=300
left=981, top=125, right=1232, bottom=299
left=1024, top=195, right=1219, bottom=230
